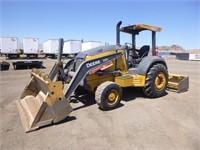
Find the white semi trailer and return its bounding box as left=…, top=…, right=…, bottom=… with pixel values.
left=62, top=40, right=82, bottom=57
left=23, top=38, right=39, bottom=58
left=43, top=39, right=59, bottom=58
left=0, top=37, right=20, bottom=58
left=82, top=41, right=101, bottom=52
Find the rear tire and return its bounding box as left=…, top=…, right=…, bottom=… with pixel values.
left=143, top=64, right=168, bottom=98
left=95, top=81, right=122, bottom=110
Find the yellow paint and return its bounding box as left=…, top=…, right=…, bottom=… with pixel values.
left=154, top=72, right=166, bottom=91
left=134, top=24, right=162, bottom=32
left=115, top=75, right=133, bottom=87
left=85, top=48, right=146, bottom=90
left=120, top=24, right=162, bottom=33
left=116, top=53, right=128, bottom=75
left=44, top=81, right=65, bottom=106
left=31, top=69, right=65, bottom=106
left=168, top=74, right=189, bottom=91
left=85, top=49, right=127, bottom=73
left=132, top=74, right=146, bottom=86
left=106, top=89, right=119, bottom=106
left=168, top=82, right=179, bottom=89
left=86, top=74, right=114, bottom=91
left=115, top=74, right=146, bottom=87
left=85, top=49, right=128, bottom=91
left=31, top=70, right=51, bottom=84
left=86, top=50, right=118, bottom=60
left=168, top=74, right=185, bottom=89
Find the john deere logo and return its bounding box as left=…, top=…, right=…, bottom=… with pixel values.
left=86, top=60, right=101, bottom=68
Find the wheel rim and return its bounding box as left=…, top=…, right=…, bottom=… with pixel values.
left=106, top=89, right=119, bottom=106
left=154, top=72, right=166, bottom=91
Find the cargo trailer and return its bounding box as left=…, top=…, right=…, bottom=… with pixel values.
left=189, top=54, right=200, bottom=61
left=175, top=53, right=189, bottom=60
left=82, top=41, right=101, bottom=52
left=62, top=40, right=82, bottom=57
left=0, top=37, right=20, bottom=58
left=43, top=39, right=59, bottom=58
left=23, top=38, right=39, bottom=58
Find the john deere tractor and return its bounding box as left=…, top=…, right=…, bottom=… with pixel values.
left=17, top=21, right=189, bottom=132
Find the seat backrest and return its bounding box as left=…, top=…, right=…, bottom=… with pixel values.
left=138, top=45, right=150, bottom=58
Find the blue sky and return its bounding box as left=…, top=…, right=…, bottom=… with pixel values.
left=0, top=0, right=199, bottom=49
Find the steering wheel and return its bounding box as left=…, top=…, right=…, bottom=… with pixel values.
left=125, top=42, right=133, bottom=48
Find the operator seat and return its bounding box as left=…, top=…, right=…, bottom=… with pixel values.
left=138, top=45, right=150, bottom=58
left=128, top=45, right=150, bottom=68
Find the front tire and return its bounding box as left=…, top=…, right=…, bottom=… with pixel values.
left=95, top=81, right=122, bottom=110
left=143, top=64, right=168, bottom=98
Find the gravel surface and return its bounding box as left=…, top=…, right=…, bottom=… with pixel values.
left=0, top=56, right=199, bottom=150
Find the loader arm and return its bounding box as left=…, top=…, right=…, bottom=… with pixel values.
left=48, top=58, right=75, bottom=81
left=64, top=52, right=123, bottom=100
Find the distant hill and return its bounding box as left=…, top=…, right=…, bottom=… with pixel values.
left=158, top=45, right=186, bottom=52
left=158, top=45, right=200, bottom=54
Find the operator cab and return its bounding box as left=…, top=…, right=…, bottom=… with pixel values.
left=116, top=21, right=162, bottom=68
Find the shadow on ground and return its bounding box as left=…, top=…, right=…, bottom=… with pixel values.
left=72, top=87, right=145, bottom=111
left=35, top=87, right=147, bottom=132
left=122, top=87, right=145, bottom=101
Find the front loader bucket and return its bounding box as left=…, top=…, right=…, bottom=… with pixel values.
left=167, top=74, right=189, bottom=93
left=16, top=69, right=72, bottom=132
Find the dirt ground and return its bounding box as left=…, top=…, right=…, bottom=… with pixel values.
left=0, top=56, right=199, bottom=150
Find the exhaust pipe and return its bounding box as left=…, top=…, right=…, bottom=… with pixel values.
left=116, top=21, right=122, bottom=45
